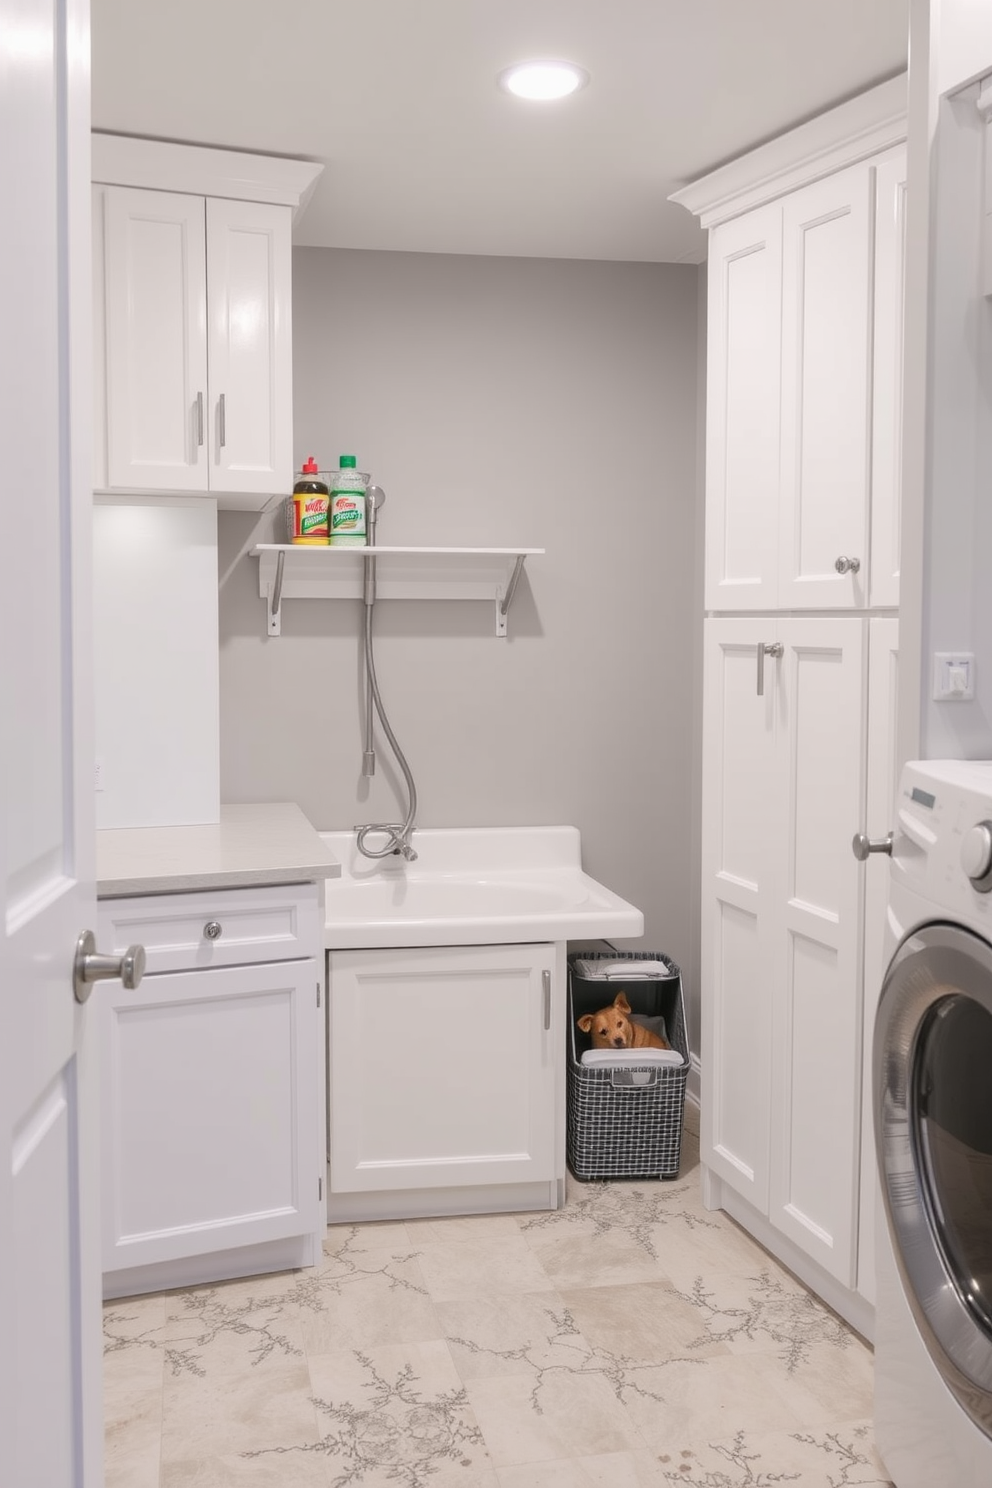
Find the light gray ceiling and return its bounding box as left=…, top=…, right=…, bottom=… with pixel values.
left=91, top=0, right=908, bottom=262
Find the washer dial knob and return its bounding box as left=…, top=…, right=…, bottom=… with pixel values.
left=961, top=821, right=992, bottom=886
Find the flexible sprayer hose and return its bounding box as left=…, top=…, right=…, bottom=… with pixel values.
left=355, top=602, right=418, bottom=860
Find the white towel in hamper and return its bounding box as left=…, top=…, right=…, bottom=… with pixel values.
left=572, top=958, right=675, bottom=980
left=580, top=1047, right=685, bottom=1068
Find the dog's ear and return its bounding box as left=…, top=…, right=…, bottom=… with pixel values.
left=577, top=1014, right=594, bottom=1033
left=613, top=993, right=632, bottom=1014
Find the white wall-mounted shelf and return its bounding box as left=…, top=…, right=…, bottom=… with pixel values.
left=251, top=544, right=543, bottom=637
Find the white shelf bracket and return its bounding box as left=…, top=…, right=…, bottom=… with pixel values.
left=496, top=554, right=526, bottom=637
left=267, top=550, right=286, bottom=636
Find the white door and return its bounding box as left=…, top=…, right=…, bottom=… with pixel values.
left=768, top=617, right=866, bottom=1285
left=704, top=203, right=783, bottom=611
left=778, top=165, right=873, bottom=609
left=1, top=0, right=103, bottom=1481
left=699, top=618, right=784, bottom=1212
left=103, top=186, right=208, bottom=491
left=206, top=197, right=293, bottom=496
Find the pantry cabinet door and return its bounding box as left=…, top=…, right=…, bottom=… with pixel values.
left=869, top=151, right=908, bottom=610
left=699, top=618, right=785, bottom=1212
left=704, top=204, right=783, bottom=611
left=103, top=187, right=208, bottom=491
left=778, top=167, right=873, bottom=609
left=206, top=198, right=293, bottom=498
left=856, top=617, right=899, bottom=1305
left=768, top=617, right=866, bottom=1285
left=328, top=944, right=558, bottom=1192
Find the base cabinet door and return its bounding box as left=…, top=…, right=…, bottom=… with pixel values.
left=100, top=958, right=320, bottom=1275
left=328, top=943, right=558, bottom=1193
left=702, top=616, right=867, bottom=1285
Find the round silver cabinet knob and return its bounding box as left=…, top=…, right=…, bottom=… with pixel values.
left=961, top=822, right=992, bottom=886
left=852, top=832, right=893, bottom=861
left=203, top=921, right=223, bottom=941
left=835, top=556, right=862, bottom=575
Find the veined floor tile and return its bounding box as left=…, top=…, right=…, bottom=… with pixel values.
left=405, top=1212, right=525, bottom=1244
left=160, top=1274, right=305, bottom=1377
left=466, top=1369, right=647, bottom=1467
left=437, top=1290, right=598, bottom=1383
left=497, top=1449, right=670, bottom=1487
left=160, top=1362, right=319, bottom=1463
left=295, top=1243, right=441, bottom=1350
left=104, top=1345, right=165, bottom=1488
left=322, top=1220, right=413, bottom=1256
left=556, top=1280, right=726, bottom=1362
left=305, top=1338, right=493, bottom=1485
left=656, top=1421, right=893, bottom=1486
left=620, top=1351, right=813, bottom=1448
left=415, top=1233, right=555, bottom=1303
left=159, top=1450, right=331, bottom=1486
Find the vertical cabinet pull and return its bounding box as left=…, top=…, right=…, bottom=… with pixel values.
left=542, top=970, right=551, bottom=1031
left=218, top=392, right=226, bottom=448
left=756, top=641, right=783, bottom=696
left=196, top=391, right=204, bottom=448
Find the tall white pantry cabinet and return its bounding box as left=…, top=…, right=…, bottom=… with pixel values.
left=673, top=77, right=907, bottom=1337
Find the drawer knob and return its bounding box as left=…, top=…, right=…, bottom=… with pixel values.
left=203, top=920, right=223, bottom=941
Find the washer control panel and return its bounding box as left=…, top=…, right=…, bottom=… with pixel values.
left=894, top=760, right=992, bottom=920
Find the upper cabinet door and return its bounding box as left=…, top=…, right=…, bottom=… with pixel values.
left=206, top=198, right=293, bottom=497
left=705, top=204, right=783, bottom=611
left=104, top=187, right=208, bottom=491
left=869, top=150, right=908, bottom=610
left=778, top=166, right=873, bottom=609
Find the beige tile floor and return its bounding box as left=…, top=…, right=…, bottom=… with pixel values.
left=104, top=1106, right=893, bottom=1487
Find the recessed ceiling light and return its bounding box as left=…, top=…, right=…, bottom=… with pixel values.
left=497, top=60, right=590, bottom=102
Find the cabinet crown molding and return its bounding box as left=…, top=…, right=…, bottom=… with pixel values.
left=92, top=133, right=323, bottom=221
left=670, top=73, right=907, bottom=229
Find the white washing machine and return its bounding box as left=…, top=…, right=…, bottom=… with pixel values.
left=874, top=759, right=992, bottom=1486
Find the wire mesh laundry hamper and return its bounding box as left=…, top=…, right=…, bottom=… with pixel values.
left=567, top=950, right=689, bottom=1181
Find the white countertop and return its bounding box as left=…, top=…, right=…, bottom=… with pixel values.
left=96, top=803, right=342, bottom=897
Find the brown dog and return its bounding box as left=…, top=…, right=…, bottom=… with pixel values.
left=577, top=992, right=670, bottom=1050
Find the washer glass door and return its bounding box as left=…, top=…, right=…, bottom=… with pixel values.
left=875, top=921, right=992, bottom=1434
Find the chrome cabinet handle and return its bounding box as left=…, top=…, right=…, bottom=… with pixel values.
left=218, top=393, right=226, bottom=448
left=73, top=930, right=146, bottom=1005
left=203, top=921, right=222, bottom=941
left=542, top=970, right=551, bottom=1031
left=852, top=832, right=893, bottom=861
left=196, top=391, right=204, bottom=447
left=756, top=641, right=783, bottom=696
left=835, top=555, right=861, bottom=574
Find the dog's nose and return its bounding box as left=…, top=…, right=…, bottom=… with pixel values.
left=613, top=1037, right=625, bottom=1047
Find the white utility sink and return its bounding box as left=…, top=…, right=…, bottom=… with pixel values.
left=319, top=826, right=644, bottom=948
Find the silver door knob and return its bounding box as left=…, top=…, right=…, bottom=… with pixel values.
left=73, top=930, right=146, bottom=1005
left=851, top=832, right=893, bottom=861
left=835, top=556, right=861, bottom=575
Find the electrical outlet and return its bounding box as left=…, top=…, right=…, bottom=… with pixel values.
left=95, top=758, right=104, bottom=792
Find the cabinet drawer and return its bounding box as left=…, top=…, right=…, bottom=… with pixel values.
left=97, top=882, right=321, bottom=973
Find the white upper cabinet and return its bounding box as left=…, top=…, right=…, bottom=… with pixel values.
left=705, top=204, right=783, bottom=611
left=92, top=136, right=321, bottom=510
left=778, top=166, right=872, bottom=609
left=677, top=79, right=908, bottom=616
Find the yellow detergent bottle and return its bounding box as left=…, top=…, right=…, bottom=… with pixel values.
left=288, top=457, right=330, bottom=543
left=329, top=455, right=369, bottom=546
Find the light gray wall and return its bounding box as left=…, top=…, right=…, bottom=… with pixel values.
left=218, top=247, right=703, bottom=1042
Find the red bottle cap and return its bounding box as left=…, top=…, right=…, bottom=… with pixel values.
left=301, top=456, right=319, bottom=474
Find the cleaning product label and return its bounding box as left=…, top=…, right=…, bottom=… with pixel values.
left=288, top=494, right=330, bottom=543
left=330, top=493, right=367, bottom=543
